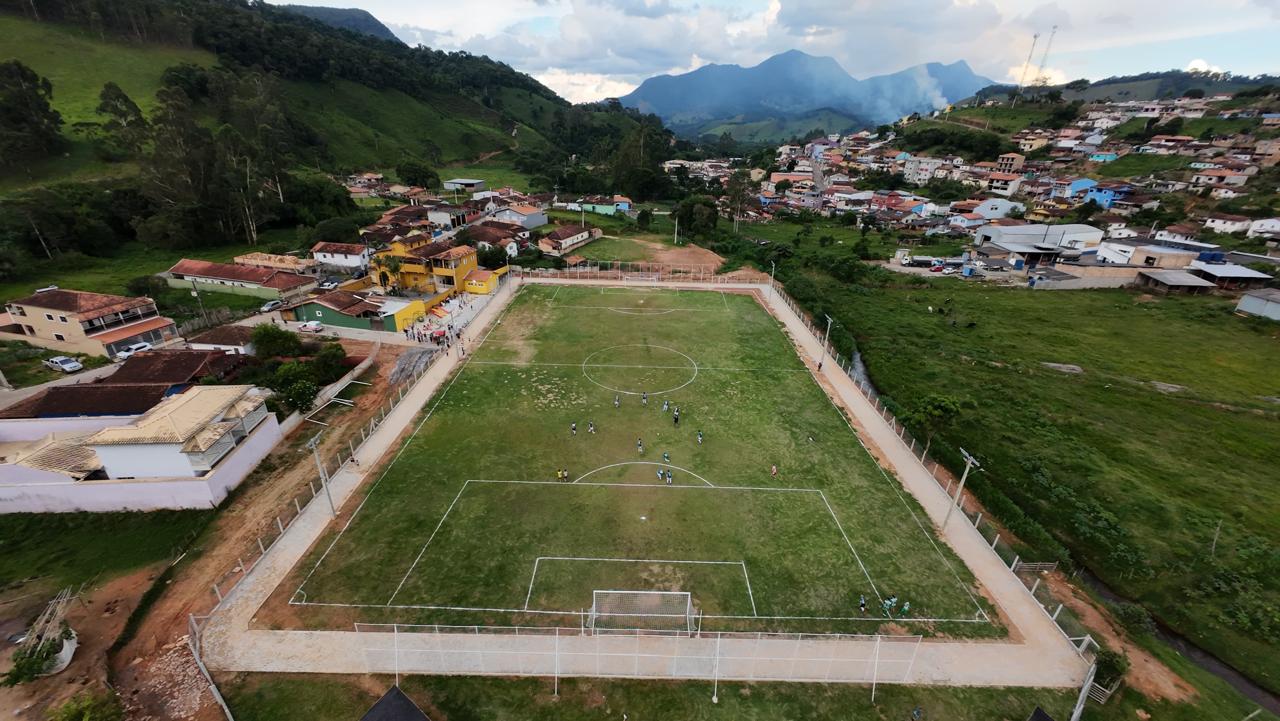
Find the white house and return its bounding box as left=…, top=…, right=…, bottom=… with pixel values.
left=975, top=223, right=1103, bottom=250
left=1247, top=218, right=1280, bottom=238
left=311, top=242, right=371, bottom=271
left=186, top=325, right=257, bottom=355
left=493, top=204, right=549, bottom=229
left=1236, top=289, right=1280, bottom=321
left=973, top=198, right=1025, bottom=219
left=442, top=178, right=486, bottom=192
left=0, top=385, right=282, bottom=512
left=1202, top=214, right=1252, bottom=235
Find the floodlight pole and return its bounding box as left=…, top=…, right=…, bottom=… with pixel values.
left=307, top=432, right=337, bottom=518
left=769, top=260, right=776, bottom=300
left=943, top=447, right=980, bottom=529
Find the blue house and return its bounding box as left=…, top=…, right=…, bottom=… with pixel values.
left=1051, top=177, right=1098, bottom=199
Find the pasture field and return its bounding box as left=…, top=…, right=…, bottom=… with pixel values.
left=286, top=285, right=998, bottom=637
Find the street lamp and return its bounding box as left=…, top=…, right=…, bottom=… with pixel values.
left=306, top=432, right=337, bottom=518
left=943, top=447, right=981, bottom=529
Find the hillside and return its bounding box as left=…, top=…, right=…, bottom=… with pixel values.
left=973, top=69, right=1280, bottom=104
left=279, top=5, right=401, bottom=42
left=621, top=50, right=993, bottom=140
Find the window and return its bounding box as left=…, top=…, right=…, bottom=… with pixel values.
left=53, top=333, right=66, bottom=341
left=44, top=313, right=54, bottom=321
left=58, top=315, right=67, bottom=323
left=316, top=310, right=323, bottom=317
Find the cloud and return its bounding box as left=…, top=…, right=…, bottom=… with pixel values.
left=1005, top=61, right=1070, bottom=87
left=535, top=69, right=639, bottom=102
left=1185, top=58, right=1223, bottom=73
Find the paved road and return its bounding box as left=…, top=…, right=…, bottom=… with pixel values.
left=202, top=277, right=1089, bottom=689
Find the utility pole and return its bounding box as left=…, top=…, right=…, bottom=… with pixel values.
left=307, top=432, right=337, bottom=518
left=190, top=280, right=208, bottom=325
left=820, top=314, right=833, bottom=368
left=769, top=260, right=776, bottom=300
left=673, top=216, right=679, bottom=245
left=943, top=448, right=981, bottom=529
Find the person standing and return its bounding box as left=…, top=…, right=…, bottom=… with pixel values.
left=641, top=392, right=648, bottom=406
left=770, top=463, right=778, bottom=478
left=588, top=421, right=596, bottom=434
left=637, top=437, right=644, bottom=454
left=570, top=422, right=577, bottom=436
left=696, top=430, right=703, bottom=445
left=858, top=595, right=867, bottom=615
left=665, top=469, right=673, bottom=485
left=614, top=394, right=620, bottom=408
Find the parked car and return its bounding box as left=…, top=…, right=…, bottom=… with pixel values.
left=260, top=300, right=284, bottom=313
left=942, top=267, right=958, bottom=275
left=114, top=342, right=152, bottom=360
left=298, top=321, right=324, bottom=333
left=318, top=276, right=341, bottom=291
left=929, top=265, right=944, bottom=273
left=42, top=355, right=83, bottom=373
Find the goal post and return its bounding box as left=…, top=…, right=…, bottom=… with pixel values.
left=588, top=590, right=695, bottom=634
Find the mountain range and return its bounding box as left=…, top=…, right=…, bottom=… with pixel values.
left=619, top=50, right=993, bottom=140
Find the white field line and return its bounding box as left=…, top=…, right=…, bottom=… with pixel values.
left=740, top=561, right=758, bottom=616
left=550, top=285, right=563, bottom=302
left=292, top=292, right=517, bottom=605
left=817, top=490, right=883, bottom=605
left=607, top=308, right=679, bottom=316
left=386, top=481, right=471, bottom=605
left=551, top=304, right=720, bottom=312
left=522, top=556, right=746, bottom=612
left=808, top=355, right=990, bottom=621
left=573, top=461, right=715, bottom=487
left=468, top=360, right=807, bottom=373
left=721, top=291, right=730, bottom=311
left=468, top=479, right=833, bottom=494
left=294, top=597, right=982, bottom=624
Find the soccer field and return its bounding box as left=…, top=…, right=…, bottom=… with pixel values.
left=288, top=285, right=1000, bottom=636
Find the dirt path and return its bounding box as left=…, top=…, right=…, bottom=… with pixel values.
left=1044, top=573, right=1195, bottom=702
left=110, top=341, right=407, bottom=720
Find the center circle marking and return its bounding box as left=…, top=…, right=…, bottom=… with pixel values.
left=581, top=344, right=699, bottom=396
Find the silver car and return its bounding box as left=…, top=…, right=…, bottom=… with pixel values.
left=42, top=356, right=84, bottom=373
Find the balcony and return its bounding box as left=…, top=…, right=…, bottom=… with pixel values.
left=83, top=307, right=161, bottom=336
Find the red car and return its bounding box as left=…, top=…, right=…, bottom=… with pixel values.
left=929, top=265, right=944, bottom=272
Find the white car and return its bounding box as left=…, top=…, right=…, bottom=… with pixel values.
left=942, top=267, right=958, bottom=275
left=298, top=321, right=324, bottom=333
left=42, top=356, right=83, bottom=373
left=114, top=342, right=153, bottom=360
left=260, top=300, right=285, bottom=313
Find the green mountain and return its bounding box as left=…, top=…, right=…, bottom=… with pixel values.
left=279, top=5, right=402, bottom=43
left=0, top=0, right=669, bottom=278
left=972, top=69, right=1280, bottom=103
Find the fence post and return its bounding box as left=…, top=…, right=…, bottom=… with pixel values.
left=1052, top=604, right=1063, bottom=621
left=991, top=533, right=1000, bottom=549
left=276, top=516, right=285, bottom=534
left=1030, top=577, right=1041, bottom=596
left=974, top=512, right=983, bottom=528
left=1010, top=555, right=1020, bottom=571
left=212, top=584, right=223, bottom=602
left=257, top=537, right=265, bottom=554
left=294, top=497, right=302, bottom=514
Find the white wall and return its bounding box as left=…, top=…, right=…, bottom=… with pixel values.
left=0, top=416, right=139, bottom=442
left=0, top=415, right=282, bottom=513
left=94, top=442, right=194, bottom=479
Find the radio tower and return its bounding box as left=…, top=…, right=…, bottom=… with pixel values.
left=1011, top=32, right=1040, bottom=108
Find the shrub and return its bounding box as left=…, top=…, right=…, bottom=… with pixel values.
left=47, top=690, right=125, bottom=721
left=1111, top=601, right=1156, bottom=635
left=1093, top=647, right=1130, bottom=687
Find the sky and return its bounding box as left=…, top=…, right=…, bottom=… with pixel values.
left=273, top=0, right=1280, bottom=102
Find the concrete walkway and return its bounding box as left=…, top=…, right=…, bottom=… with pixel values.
left=201, top=277, right=1089, bottom=689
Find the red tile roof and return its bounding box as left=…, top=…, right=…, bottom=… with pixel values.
left=311, top=242, right=368, bottom=256
left=110, top=349, right=240, bottom=385
left=0, top=384, right=171, bottom=419
left=187, top=324, right=256, bottom=346
left=546, top=225, right=589, bottom=241
left=168, top=259, right=314, bottom=291
left=7, top=288, right=152, bottom=318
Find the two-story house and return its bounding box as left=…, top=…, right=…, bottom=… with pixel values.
left=311, top=242, right=371, bottom=271
left=0, top=288, right=178, bottom=359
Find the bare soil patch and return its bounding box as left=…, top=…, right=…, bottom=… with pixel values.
left=1043, top=572, right=1195, bottom=703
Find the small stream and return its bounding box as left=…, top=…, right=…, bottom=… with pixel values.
left=1078, top=572, right=1280, bottom=714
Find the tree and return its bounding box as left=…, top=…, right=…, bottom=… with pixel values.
left=635, top=208, right=653, bottom=231
left=309, top=216, right=360, bottom=244
left=251, top=323, right=302, bottom=358
left=1072, top=199, right=1102, bottom=223
left=371, top=254, right=402, bottom=290
left=903, top=394, right=972, bottom=455
left=1064, top=78, right=1091, bottom=93
left=310, top=341, right=348, bottom=384
left=673, top=195, right=718, bottom=236
left=95, top=81, right=147, bottom=158
left=1181, top=88, right=1205, bottom=99
left=0, top=60, right=64, bottom=165
left=397, top=158, right=439, bottom=188
left=280, top=378, right=320, bottom=412
left=775, top=179, right=793, bottom=195
left=725, top=169, right=757, bottom=226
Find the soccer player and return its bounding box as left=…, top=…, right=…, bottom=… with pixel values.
left=859, top=595, right=867, bottom=614
left=570, top=422, right=577, bottom=436
left=770, top=463, right=778, bottom=478
left=662, top=451, right=670, bottom=463
left=673, top=413, right=679, bottom=427
left=662, top=399, right=670, bottom=413
left=641, top=392, right=648, bottom=406
left=637, top=437, right=644, bottom=454
left=696, top=430, right=703, bottom=445
left=588, top=421, right=596, bottom=434
left=900, top=601, right=911, bottom=618
left=665, top=469, right=673, bottom=485
left=614, top=394, right=620, bottom=408
left=656, top=468, right=665, bottom=482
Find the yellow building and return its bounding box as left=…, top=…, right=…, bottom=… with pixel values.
left=428, top=246, right=478, bottom=292
left=373, top=239, right=505, bottom=297
left=371, top=236, right=450, bottom=292
left=463, top=265, right=509, bottom=294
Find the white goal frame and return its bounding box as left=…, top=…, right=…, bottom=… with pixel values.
left=587, top=589, right=697, bottom=635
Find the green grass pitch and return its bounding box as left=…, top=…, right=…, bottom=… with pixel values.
left=290, top=285, right=1000, bottom=636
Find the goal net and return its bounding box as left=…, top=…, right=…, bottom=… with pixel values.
left=587, top=590, right=696, bottom=634
left=622, top=273, right=662, bottom=285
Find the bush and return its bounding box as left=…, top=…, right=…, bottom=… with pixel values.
left=1111, top=601, right=1156, bottom=635
left=125, top=275, right=168, bottom=298
left=1093, top=647, right=1130, bottom=687
left=251, top=323, right=302, bottom=358
left=47, top=690, right=125, bottom=721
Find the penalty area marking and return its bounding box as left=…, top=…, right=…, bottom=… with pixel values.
left=573, top=461, right=715, bottom=487
left=522, top=556, right=757, bottom=616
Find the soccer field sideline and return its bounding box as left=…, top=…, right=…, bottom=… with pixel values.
left=201, top=275, right=1089, bottom=690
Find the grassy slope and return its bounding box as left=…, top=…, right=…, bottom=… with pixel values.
left=438, top=160, right=536, bottom=192
left=944, top=107, right=1055, bottom=135
left=0, top=340, right=110, bottom=388
left=0, top=511, right=211, bottom=588
left=825, top=281, right=1280, bottom=691
left=740, top=219, right=963, bottom=260
left=699, top=109, right=863, bottom=142
left=0, top=242, right=260, bottom=301
left=223, top=674, right=1078, bottom=721
left=0, top=13, right=215, bottom=191
left=1092, top=154, right=1191, bottom=178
